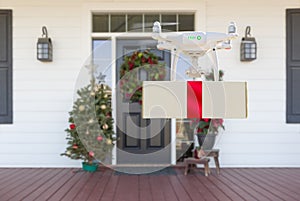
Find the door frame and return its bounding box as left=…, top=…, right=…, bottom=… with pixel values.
left=112, top=34, right=176, bottom=165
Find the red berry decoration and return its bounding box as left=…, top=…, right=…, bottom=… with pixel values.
left=70, top=124, right=76, bottom=130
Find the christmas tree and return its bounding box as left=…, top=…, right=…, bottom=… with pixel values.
left=61, top=73, right=114, bottom=165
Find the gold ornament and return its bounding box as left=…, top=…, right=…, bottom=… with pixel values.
left=106, top=139, right=112, bottom=145
left=100, top=105, right=106, bottom=110
left=94, top=86, right=99, bottom=92
left=104, top=94, right=108, bottom=98
left=66, top=151, right=71, bottom=155
left=90, top=92, right=95, bottom=96
left=79, top=105, right=85, bottom=112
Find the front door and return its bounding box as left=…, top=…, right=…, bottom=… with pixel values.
left=116, top=38, right=171, bottom=164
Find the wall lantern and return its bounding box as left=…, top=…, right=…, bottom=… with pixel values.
left=37, top=26, right=52, bottom=62
left=240, top=26, right=257, bottom=61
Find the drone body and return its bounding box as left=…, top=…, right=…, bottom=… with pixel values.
left=152, top=21, right=238, bottom=80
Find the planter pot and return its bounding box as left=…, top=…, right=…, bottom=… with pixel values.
left=196, top=134, right=216, bottom=150
left=82, top=162, right=98, bottom=172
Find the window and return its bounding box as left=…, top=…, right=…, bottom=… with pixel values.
left=92, top=13, right=195, bottom=33
left=0, top=10, right=13, bottom=124
left=287, top=9, right=300, bottom=123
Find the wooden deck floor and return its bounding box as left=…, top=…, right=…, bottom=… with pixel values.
left=0, top=167, right=300, bottom=201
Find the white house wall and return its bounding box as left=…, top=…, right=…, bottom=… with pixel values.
left=0, top=0, right=299, bottom=167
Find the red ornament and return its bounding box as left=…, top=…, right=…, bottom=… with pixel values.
left=70, top=124, right=76, bottom=130
left=97, top=136, right=103, bottom=141
left=89, top=151, right=94, bottom=157
left=72, top=145, right=78, bottom=149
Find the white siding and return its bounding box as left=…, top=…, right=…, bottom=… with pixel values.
left=206, top=0, right=300, bottom=167
left=0, top=0, right=83, bottom=167
left=0, top=0, right=300, bottom=167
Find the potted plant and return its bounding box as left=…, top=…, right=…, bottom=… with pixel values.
left=193, top=69, right=225, bottom=158
left=61, top=80, right=114, bottom=172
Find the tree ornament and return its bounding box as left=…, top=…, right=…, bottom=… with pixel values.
left=90, top=92, right=95, bottom=96
left=94, top=86, right=99, bottom=92
left=79, top=105, right=85, bottom=112
left=100, top=105, right=106, bottom=110
left=72, top=145, right=78, bottom=149
left=102, top=124, right=109, bottom=130
left=89, top=151, right=95, bottom=157
left=70, top=124, right=76, bottom=130
left=66, top=151, right=71, bottom=155
left=97, top=136, right=103, bottom=141
left=106, top=139, right=112, bottom=145
left=88, top=119, right=94, bottom=124
left=104, top=94, right=108, bottom=98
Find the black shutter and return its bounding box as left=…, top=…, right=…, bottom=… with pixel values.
left=0, top=10, right=12, bottom=124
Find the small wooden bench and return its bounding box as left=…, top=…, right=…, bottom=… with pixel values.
left=184, top=149, right=220, bottom=176
left=184, top=157, right=210, bottom=176
left=206, top=149, right=220, bottom=174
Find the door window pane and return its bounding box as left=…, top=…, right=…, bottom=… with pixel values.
left=128, top=14, right=142, bottom=32
left=93, top=14, right=109, bottom=32
left=111, top=14, right=126, bottom=32
left=179, top=14, right=194, bottom=31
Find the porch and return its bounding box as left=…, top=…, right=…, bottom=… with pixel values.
left=0, top=167, right=299, bottom=201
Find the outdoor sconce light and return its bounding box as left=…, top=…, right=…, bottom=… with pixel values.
left=240, top=26, right=257, bottom=61
left=37, top=26, right=52, bottom=62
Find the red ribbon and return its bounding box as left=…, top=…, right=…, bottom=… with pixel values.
left=187, top=81, right=202, bottom=118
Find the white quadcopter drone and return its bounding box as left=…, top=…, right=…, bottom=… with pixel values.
left=152, top=21, right=238, bottom=81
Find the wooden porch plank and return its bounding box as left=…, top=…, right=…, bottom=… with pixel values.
left=206, top=172, right=256, bottom=201
left=257, top=168, right=300, bottom=195
left=138, top=176, right=153, bottom=201
left=238, top=168, right=300, bottom=200
left=93, top=171, right=119, bottom=201
left=205, top=173, right=246, bottom=201
left=175, top=171, right=217, bottom=201
left=60, top=171, right=95, bottom=201
left=86, top=168, right=114, bottom=201
left=73, top=169, right=105, bottom=201
left=226, top=169, right=286, bottom=201
left=159, top=176, right=179, bottom=201
left=0, top=168, right=33, bottom=190
left=47, top=169, right=86, bottom=201
left=34, top=168, right=76, bottom=200
left=114, top=175, right=139, bottom=201
left=168, top=173, right=193, bottom=201
left=221, top=169, right=271, bottom=201
left=22, top=169, right=70, bottom=201
left=268, top=168, right=300, bottom=185
left=194, top=173, right=231, bottom=201
left=5, top=168, right=61, bottom=201
left=149, top=176, right=166, bottom=201
left=0, top=168, right=44, bottom=197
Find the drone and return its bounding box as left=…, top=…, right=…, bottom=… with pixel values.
left=152, top=21, right=238, bottom=81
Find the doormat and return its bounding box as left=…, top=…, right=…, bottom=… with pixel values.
left=114, top=167, right=177, bottom=175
